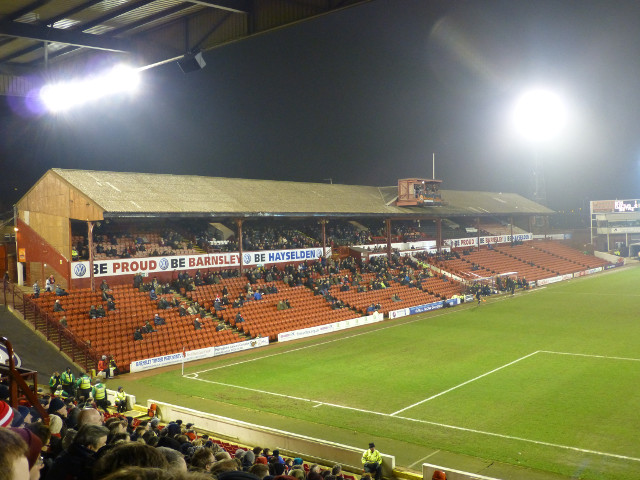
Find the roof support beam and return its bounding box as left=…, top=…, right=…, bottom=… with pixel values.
left=0, top=21, right=132, bottom=53
left=187, top=1, right=250, bottom=14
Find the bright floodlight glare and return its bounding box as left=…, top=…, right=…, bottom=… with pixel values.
left=40, top=64, right=140, bottom=113
left=512, top=89, right=566, bottom=143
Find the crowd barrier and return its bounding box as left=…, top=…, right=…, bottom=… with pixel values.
left=148, top=399, right=396, bottom=479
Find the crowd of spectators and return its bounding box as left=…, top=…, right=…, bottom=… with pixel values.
left=71, top=218, right=478, bottom=262
left=0, top=384, right=376, bottom=480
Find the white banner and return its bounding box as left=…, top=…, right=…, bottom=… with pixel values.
left=129, top=337, right=269, bottom=372
left=537, top=275, right=563, bottom=286
left=277, top=312, right=383, bottom=342
left=72, top=247, right=325, bottom=279
left=444, top=233, right=533, bottom=249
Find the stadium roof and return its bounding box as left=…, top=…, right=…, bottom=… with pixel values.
left=40, top=168, right=554, bottom=219
left=0, top=0, right=369, bottom=96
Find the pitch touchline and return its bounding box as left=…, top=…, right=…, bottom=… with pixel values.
left=182, top=374, right=640, bottom=463
left=184, top=375, right=382, bottom=416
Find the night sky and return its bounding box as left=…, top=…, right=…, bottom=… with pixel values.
left=2, top=0, right=640, bottom=213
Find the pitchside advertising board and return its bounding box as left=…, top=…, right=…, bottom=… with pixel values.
left=72, top=247, right=324, bottom=279
left=130, top=337, right=269, bottom=372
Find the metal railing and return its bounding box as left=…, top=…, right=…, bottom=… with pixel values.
left=0, top=337, right=49, bottom=422
left=1, top=282, right=98, bottom=373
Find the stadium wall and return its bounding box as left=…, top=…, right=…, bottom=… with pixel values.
left=423, top=463, right=501, bottom=480
left=147, top=398, right=396, bottom=479
left=15, top=218, right=70, bottom=288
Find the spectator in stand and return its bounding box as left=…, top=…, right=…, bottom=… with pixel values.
left=46, top=424, right=109, bottom=480
left=33, top=280, right=40, bottom=298
left=11, top=426, right=44, bottom=480
left=97, top=356, right=109, bottom=378
left=143, top=320, right=156, bottom=334
left=55, top=285, right=69, bottom=296
left=93, top=442, right=169, bottom=479
left=307, top=464, right=323, bottom=480
left=332, top=464, right=345, bottom=480
left=89, top=305, right=99, bottom=319
left=53, top=300, right=65, bottom=312
left=158, top=297, right=170, bottom=310
left=194, top=318, right=202, bottom=330
left=149, top=289, right=158, bottom=301
left=153, top=313, right=166, bottom=326
left=133, top=328, right=143, bottom=341
left=102, top=289, right=114, bottom=302
left=106, top=298, right=117, bottom=311
left=46, top=275, right=55, bottom=292
left=96, top=305, right=106, bottom=318
left=0, top=427, right=30, bottom=480
left=250, top=463, right=270, bottom=479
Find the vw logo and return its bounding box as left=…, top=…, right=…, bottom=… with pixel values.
left=243, top=253, right=251, bottom=264
left=73, top=264, right=87, bottom=277
left=158, top=258, right=169, bottom=270
left=316, top=248, right=322, bottom=258
left=0, top=345, right=21, bottom=368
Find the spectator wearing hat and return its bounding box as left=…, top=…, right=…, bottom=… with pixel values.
left=0, top=399, right=15, bottom=427
left=0, top=428, right=30, bottom=480
left=114, top=386, right=128, bottom=413
left=11, top=427, right=44, bottom=479
left=48, top=397, right=68, bottom=420
left=362, top=443, right=382, bottom=480
left=98, top=356, right=109, bottom=378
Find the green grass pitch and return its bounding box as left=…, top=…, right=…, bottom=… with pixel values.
left=126, top=266, right=640, bottom=480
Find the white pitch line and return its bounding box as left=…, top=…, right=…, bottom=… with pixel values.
left=186, top=375, right=383, bottom=416
left=182, top=373, right=640, bottom=464
left=540, top=350, right=640, bottom=362
left=408, top=450, right=441, bottom=469
left=390, top=351, right=541, bottom=416
left=392, top=414, right=640, bottom=464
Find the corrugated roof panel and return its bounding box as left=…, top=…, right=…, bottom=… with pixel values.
left=98, top=1, right=201, bottom=31
left=48, top=168, right=554, bottom=218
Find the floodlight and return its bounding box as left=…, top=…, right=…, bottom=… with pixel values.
left=512, top=88, right=566, bottom=143
left=40, top=64, right=140, bottom=113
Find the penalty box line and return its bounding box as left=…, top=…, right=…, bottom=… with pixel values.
left=390, top=351, right=541, bottom=416
left=181, top=373, right=640, bottom=464
left=391, top=349, right=640, bottom=417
